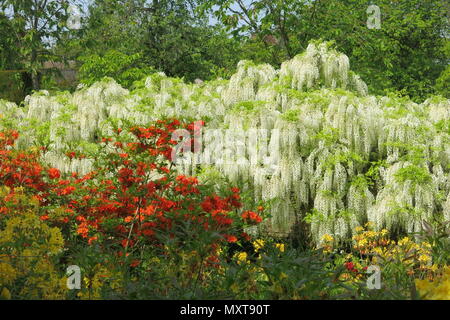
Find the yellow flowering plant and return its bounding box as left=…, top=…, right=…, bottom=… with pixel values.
left=319, top=222, right=449, bottom=299
left=0, top=191, right=68, bottom=299
left=415, top=266, right=450, bottom=300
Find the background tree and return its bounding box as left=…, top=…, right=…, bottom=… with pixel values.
left=64, top=0, right=242, bottom=83
left=1, top=0, right=448, bottom=99
left=0, top=0, right=79, bottom=90
left=0, top=12, right=24, bottom=102
left=435, top=39, right=450, bottom=98
left=199, top=0, right=449, bottom=101
left=77, top=50, right=155, bottom=87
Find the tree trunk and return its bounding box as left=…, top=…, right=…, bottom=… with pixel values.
left=30, top=49, right=40, bottom=91
left=31, top=72, right=40, bottom=91
left=21, top=72, right=33, bottom=97
left=31, top=4, right=40, bottom=91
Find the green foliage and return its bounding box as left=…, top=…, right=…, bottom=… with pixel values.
left=0, top=0, right=74, bottom=90
left=281, top=108, right=302, bottom=122
left=418, top=220, right=450, bottom=266
left=0, top=72, right=25, bottom=103
left=199, top=0, right=449, bottom=101
left=232, top=100, right=266, bottom=113
left=1, top=0, right=446, bottom=100
left=78, top=50, right=154, bottom=88
left=435, top=65, right=450, bottom=98
left=69, top=0, right=243, bottom=83
left=394, top=165, right=432, bottom=185
left=143, top=7, right=242, bottom=81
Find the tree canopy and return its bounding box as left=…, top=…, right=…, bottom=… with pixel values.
left=0, top=0, right=448, bottom=100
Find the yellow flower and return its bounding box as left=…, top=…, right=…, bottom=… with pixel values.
left=150, top=257, right=160, bottom=264
left=321, top=234, right=334, bottom=242
left=357, top=238, right=368, bottom=247
left=373, top=247, right=383, bottom=255
left=256, top=271, right=269, bottom=282
left=234, top=252, right=248, bottom=264
left=418, top=254, right=431, bottom=264
left=275, top=243, right=285, bottom=252
left=77, top=264, right=122, bottom=300
left=0, top=205, right=67, bottom=299
left=366, top=231, right=376, bottom=238
left=421, top=242, right=432, bottom=249
left=253, top=239, right=265, bottom=252
left=415, top=266, right=450, bottom=300
left=398, top=237, right=410, bottom=246
left=0, top=262, right=17, bottom=285
left=1, top=287, right=11, bottom=300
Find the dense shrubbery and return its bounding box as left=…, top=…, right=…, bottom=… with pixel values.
left=1, top=42, right=448, bottom=245
left=0, top=42, right=449, bottom=300
left=0, top=124, right=449, bottom=300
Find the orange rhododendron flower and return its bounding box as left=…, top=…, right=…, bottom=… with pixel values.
left=224, top=234, right=238, bottom=243
left=48, top=168, right=61, bottom=179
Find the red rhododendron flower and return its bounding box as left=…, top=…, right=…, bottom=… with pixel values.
left=58, top=186, right=76, bottom=196
left=88, top=236, right=98, bottom=245
left=48, top=168, right=61, bottom=179
left=223, top=234, right=238, bottom=243
left=241, top=211, right=263, bottom=224
left=130, top=259, right=140, bottom=267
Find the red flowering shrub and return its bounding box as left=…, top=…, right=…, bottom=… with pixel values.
left=0, top=120, right=263, bottom=269
left=0, top=130, right=47, bottom=193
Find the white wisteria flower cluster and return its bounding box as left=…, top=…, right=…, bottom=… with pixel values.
left=1, top=41, right=448, bottom=244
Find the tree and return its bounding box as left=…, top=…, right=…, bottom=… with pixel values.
left=435, top=39, right=450, bottom=98
left=63, top=0, right=243, bottom=82
left=0, top=12, right=18, bottom=69
left=309, top=0, right=449, bottom=100
left=198, top=0, right=308, bottom=65
left=70, top=0, right=148, bottom=56
left=77, top=50, right=155, bottom=88
left=0, top=0, right=77, bottom=90
left=0, top=11, right=30, bottom=101
left=200, top=0, right=449, bottom=100
left=143, top=0, right=242, bottom=81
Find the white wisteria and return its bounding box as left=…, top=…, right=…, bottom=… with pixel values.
left=0, top=41, right=448, bottom=243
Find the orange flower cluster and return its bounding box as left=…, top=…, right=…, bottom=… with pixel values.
left=241, top=210, right=263, bottom=224
left=0, top=120, right=264, bottom=267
